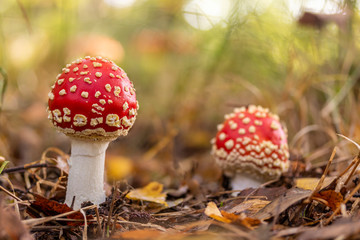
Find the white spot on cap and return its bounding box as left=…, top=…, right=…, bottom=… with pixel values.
left=57, top=79, right=64, bottom=85
left=59, top=89, right=66, bottom=96
left=83, top=64, right=88, bottom=69
left=248, top=126, right=256, bottom=133
left=219, top=132, right=226, bottom=141
left=248, top=105, right=257, bottom=114
left=105, top=84, right=112, bottom=92
left=95, top=91, right=101, bottom=98
left=92, top=104, right=104, bottom=111
left=130, top=88, right=135, bottom=95
left=95, top=72, right=102, bottom=78
left=81, top=91, right=89, bottom=98
left=242, top=117, right=251, bottom=124
left=121, top=116, right=132, bottom=127
left=99, top=99, right=106, bottom=105
left=114, top=86, right=121, bottom=97
left=112, top=66, right=117, bottom=71
left=254, top=120, right=262, bottom=126
left=106, top=114, right=120, bottom=127
left=69, top=77, right=75, bottom=82
left=108, top=99, right=113, bottom=104
left=80, top=71, right=89, bottom=75
left=84, top=77, right=92, bottom=84
left=52, top=109, right=62, bottom=123
left=265, top=148, right=272, bottom=155
left=93, top=62, right=102, bottom=68
left=63, top=107, right=71, bottom=122
left=217, top=124, right=224, bottom=131
left=225, top=139, right=234, bottom=150
left=90, top=117, right=103, bottom=126
left=73, top=114, right=87, bottom=126
left=109, top=73, right=115, bottom=78
left=238, top=113, right=245, bottom=119
left=271, top=121, right=279, bottom=130
left=48, top=92, right=54, bottom=100
left=229, top=121, right=237, bottom=130
left=63, top=68, right=70, bottom=73
left=123, top=102, right=129, bottom=111
left=238, top=128, right=246, bottom=135
left=129, top=108, right=136, bottom=116
left=73, top=67, right=79, bottom=72
left=70, top=85, right=77, bottom=92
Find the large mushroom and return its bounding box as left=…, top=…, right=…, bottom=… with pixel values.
left=47, top=56, right=138, bottom=209
left=211, top=105, right=289, bottom=191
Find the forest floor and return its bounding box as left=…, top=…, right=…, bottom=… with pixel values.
left=1, top=143, right=360, bottom=240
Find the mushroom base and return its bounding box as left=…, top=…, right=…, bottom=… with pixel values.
left=65, top=139, right=109, bottom=209
left=230, top=173, right=263, bottom=194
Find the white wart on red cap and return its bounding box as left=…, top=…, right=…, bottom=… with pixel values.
left=211, top=105, right=289, bottom=180
left=47, top=56, right=139, bottom=141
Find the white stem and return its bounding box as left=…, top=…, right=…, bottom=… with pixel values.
left=65, top=139, right=109, bottom=209
left=230, top=173, right=263, bottom=194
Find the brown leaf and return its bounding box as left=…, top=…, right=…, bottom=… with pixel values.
left=228, top=199, right=270, bottom=215
left=298, top=218, right=360, bottom=240
left=313, top=190, right=343, bottom=211
left=253, top=188, right=312, bottom=220
left=28, top=194, right=93, bottom=226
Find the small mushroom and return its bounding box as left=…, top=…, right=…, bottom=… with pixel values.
left=211, top=105, right=289, bottom=191
left=47, top=56, right=139, bottom=209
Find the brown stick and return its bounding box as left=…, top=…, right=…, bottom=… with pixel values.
left=1, top=163, right=49, bottom=174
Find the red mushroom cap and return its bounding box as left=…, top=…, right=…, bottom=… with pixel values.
left=47, top=56, right=138, bottom=141
left=211, top=105, right=289, bottom=179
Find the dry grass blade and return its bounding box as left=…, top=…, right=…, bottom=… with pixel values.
left=304, top=147, right=336, bottom=204
left=0, top=185, right=22, bottom=202
left=80, top=209, right=87, bottom=240
left=325, top=154, right=360, bottom=225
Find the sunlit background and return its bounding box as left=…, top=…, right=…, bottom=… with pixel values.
left=0, top=0, right=359, bottom=186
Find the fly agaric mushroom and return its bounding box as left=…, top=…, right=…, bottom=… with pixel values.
left=47, top=56, right=138, bottom=209
left=211, top=105, right=289, bottom=191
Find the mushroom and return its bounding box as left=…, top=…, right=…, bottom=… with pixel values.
left=47, top=56, right=138, bottom=209
left=211, top=105, right=289, bottom=191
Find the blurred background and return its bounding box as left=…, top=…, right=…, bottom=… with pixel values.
left=0, top=0, right=359, bottom=189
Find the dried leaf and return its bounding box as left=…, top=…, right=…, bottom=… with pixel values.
left=228, top=199, right=270, bottom=215
left=28, top=195, right=93, bottom=226
left=205, top=202, right=261, bottom=229
left=313, top=190, right=343, bottom=211
left=295, top=177, right=335, bottom=190
left=204, top=202, right=231, bottom=223
left=253, top=188, right=312, bottom=220
left=298, top=218, right=360, bottom=240
left=126, top=182, right=168, bottom=206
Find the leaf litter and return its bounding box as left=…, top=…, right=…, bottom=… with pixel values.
left=1, top=137, right=360, bottom=239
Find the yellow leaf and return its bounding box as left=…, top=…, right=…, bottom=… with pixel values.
left=106, top=155, right=133, bottom=181
left=126, top=182, right=168, bottom=206
left=295, top=177, right=335, bottom=190
left=204, top=202, right=231, bottom=223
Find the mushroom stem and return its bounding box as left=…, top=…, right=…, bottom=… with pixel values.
left=65, top=139, right=109, bottom=209
left=230, top=173, right=263, bottom=193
